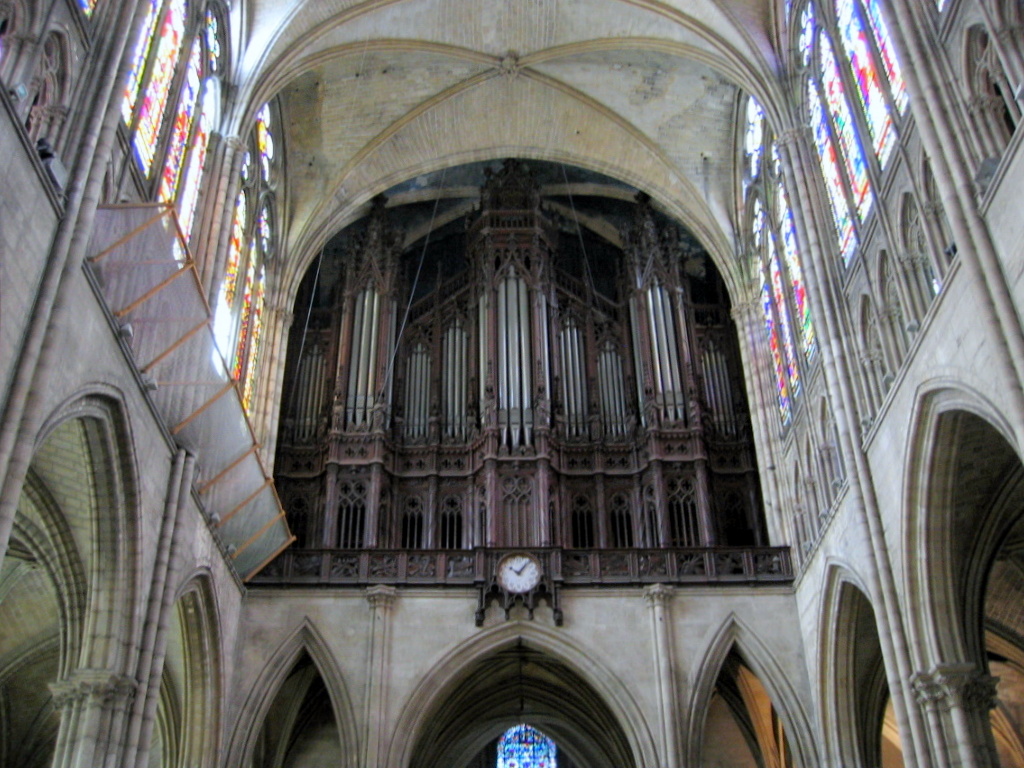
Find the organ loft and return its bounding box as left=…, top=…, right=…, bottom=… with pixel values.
left=269, top=160, right=776, bottom=593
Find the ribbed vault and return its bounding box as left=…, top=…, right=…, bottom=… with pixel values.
left=407, top=643, right=636, bottom=768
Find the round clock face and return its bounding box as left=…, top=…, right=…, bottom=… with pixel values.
left=497, top=553, right=542, bottom=594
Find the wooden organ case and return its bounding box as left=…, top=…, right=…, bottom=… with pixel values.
left=268, top=161, right=781, bottom=591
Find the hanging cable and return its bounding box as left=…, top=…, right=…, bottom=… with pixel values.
left=379, top=165, right=448, bottom=405
left=288, top=245, right=325, bottom=415
left=560, top=162, right=597, bottom=293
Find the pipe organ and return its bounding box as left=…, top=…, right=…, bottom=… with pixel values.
left=274, top=162, right=765, bottom=557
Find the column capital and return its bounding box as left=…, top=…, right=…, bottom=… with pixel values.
left=224, top=135, right=248, bottom=153
left=366, top=583, right=397, bottom=610
left=776, top=125, right=813, bottom=150
left=934, top=664, right=999, bottom=711
left=643, top=583, right=675, bottom=606
left=49, top=670, right=137, bottom=709
left=911, top=663, right=999, bottom=712
left=730, top=298, right=762, bottom=323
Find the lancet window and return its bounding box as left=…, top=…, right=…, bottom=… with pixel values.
left=796, top=0, right=908, bottom=264
left=121, top=0, right=225, bottom=244
left=213, top=101, right=277, bottom=414
left=274, top=160, right=766, bottom=555
left=743, top=96, right=817, bottom=426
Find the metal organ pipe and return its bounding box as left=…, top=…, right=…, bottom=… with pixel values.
left=518, top=276, right=533, bottom=444
left=346, top=289, right=365, bottom=425
left=629, top=296, right=646, bottom=426
left=366, top=289, right=381, bottom=420
left=599, top=345, right=627, bottom=437
left=478, top=293, right=488, bottom=415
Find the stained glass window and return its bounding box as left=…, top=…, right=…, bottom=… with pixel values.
left=157, top=38, right=202, bottom=206
left=175, top=84, right=215, bottom=244
left=761, top=283, right=792, bottom=425
left=836, top=0, right=896, bottom=167
left=205, top=8, right=221, bottom=72
left=77, top=0, right=97, bottom=17
left=820, top=33, right=873, bottom=222
left=256, top=103, right=275, bottom=181
left=798, top=4, right=815, bottom=68
left=745, top=95, right=815, bottom=422
left=233, top=259, right=257, bottom=380
left=133, top=0, right=187, bottom=175
left=241, top=270, right=266, bottom=411
left=497, top=725, right=557, bottom=768
left=745, top=98, right=765, bottom=181
left=122, top=0, right=161, bottom=125
left=809, top=80, right=858, bottom=262
left=779, top=189, right=816, bottom=360
left=768, top=234, right=801, bottom=397
left=213, top=101, right=277, bottom=415
left=863, top=0, right=908, bottom=111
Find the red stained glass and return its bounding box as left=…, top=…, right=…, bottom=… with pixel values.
left=242, top=270, right=266, bottom=412
left=761, top=282, right=792, bottom=425
left=133, top=0, right=187, bottom=175
left=769, top=235, right=801, bottom=398
left=122, top=0, right=160, bottom=125
left=176, top=84, right=215, bottom=244
left=837, top=0, right=896, bottom=167
left=157, top=38, right=202, bottom=206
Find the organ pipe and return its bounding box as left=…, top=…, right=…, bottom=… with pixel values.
left=277, top=169, right=765, bottom=559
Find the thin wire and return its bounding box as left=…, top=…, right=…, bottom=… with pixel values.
left=379, top=165, right=448, bottom=402
left=560, top=162, right=596, bottom=293
left=289, top=246, right=325, bottom=413
left=284, top=29, right=373, bottom=418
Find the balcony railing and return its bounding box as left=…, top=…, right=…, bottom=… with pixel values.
left=251, top=546, right=792, bottom=586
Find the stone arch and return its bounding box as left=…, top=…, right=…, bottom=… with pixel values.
left=388, top=621, right=658, bottom=768
left=963, top=23, right=1020, bottom=152
left=818, top=563, right=904, bottom=768
left=685, top=613, right=818, bottom=768
left=164, top=570, right=224, bottom=768
left=33, top=390, right=141, bottom=675
left=226, top=618, right=359, bottom=768
left=25, top=28, right=73, bottom=147
left=902, top=382, right=1024, bottom=768
left=13, top=472, right=88, bottom=679
left=902, top=383, right=1019, bottom=668
left=1, top=391, right=140, bottom=768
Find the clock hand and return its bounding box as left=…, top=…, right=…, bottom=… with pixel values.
left=513, top=562, right=528, bottom=574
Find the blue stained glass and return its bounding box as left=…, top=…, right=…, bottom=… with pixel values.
left=837, top=0, right=897, bottom=167
left=820, top=32, right=874, bottom=222
left=808, top=79, right=858, bottom=262
left=497, top=724, right=557, bottom=768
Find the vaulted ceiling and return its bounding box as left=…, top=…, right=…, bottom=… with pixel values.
left=229, top=0, right=790, bottom=292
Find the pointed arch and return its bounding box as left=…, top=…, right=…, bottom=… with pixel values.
left=685, top=613, right=818, bottom=768
left=387, top=621, right=658, bottom=768
left=225, top=618, right=358, bottom=768
left=32, top=389, right=142, bottom=675
left=816, top=562, right=903, bottom=768
left=169, top=570, right=224, bottom=768
left=901, top=382, right=1020, bottom=669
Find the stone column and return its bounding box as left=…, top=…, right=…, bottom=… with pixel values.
left=913, top=665, right=1000, bottom=768
left=644, top=584, right=678, bottom=768
left=362, top=585, right=397, bottom=768
left=729, top=299, right=786, bottom=548
left=49, top=670, right=138, bottom=768
left=776, top=125, right=931, bottom=768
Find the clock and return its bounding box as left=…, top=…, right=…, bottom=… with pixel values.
left=496, top=553, right=542, bottom=594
